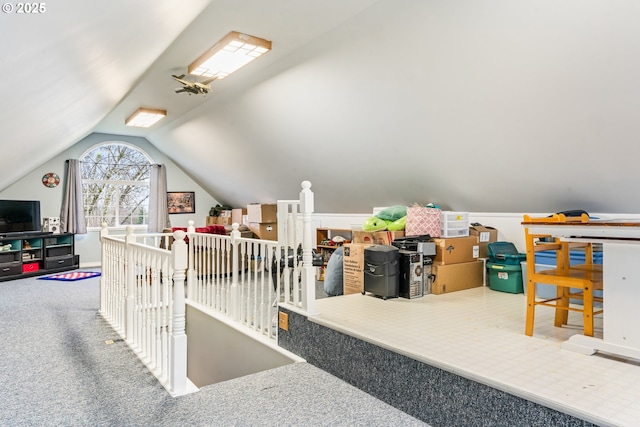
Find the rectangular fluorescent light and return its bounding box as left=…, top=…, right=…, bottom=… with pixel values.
left=125, top=108, right=167, bottom=128
left=188, top=31, right=271, bottom=80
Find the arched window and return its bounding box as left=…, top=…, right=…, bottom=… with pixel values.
left=80, top=143, right=152, bottom=228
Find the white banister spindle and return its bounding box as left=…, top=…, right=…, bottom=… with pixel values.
left=99, top=223, right=109, bottom=314
left=125, top=226, right=137, bottom=342
left=299, top=180, right=316, bottom=314
left=187, top=221, right=195, bottom=299
left=229, top=224, right=241, bottom=321
left=170, top=230, right=188, bottom=395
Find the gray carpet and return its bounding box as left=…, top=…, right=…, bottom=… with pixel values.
left=0, top=271, right=426, bottom=427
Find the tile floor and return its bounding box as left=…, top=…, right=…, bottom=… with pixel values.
left=312, top=286, right=640, bottom=427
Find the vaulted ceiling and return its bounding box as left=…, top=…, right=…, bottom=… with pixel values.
left=3, top=1, right=640, bottom=214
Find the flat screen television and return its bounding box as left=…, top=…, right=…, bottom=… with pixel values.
left=0, top=200, right=41, bottom=234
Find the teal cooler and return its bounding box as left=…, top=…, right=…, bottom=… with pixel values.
left=486, top=242, right=526, bottom=294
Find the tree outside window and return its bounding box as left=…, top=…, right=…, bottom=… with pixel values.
left=81, top=143, right=152, bottom=228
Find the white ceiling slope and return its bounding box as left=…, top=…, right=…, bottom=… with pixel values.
left=0, top=0, right=210, bottom=189
left=4, top=0, right=640, bottom=215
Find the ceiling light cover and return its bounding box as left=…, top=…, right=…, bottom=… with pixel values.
left=125, top=108, right=167, bottom=128
left=188, top=31, right=271, bottom=80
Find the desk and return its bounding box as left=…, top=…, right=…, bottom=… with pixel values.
left=523, top=219, right=640, bottom=360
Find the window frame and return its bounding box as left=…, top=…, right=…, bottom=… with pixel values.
left=79, top=142, right=154, bottom=231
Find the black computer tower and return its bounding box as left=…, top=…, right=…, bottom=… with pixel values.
left=364, top=245, right=400, bottom=300
left=399, top=250, right=424, bottom=299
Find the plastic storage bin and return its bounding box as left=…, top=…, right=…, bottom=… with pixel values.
left=487, top=262, right=523, bottom=293
left=535, top=249, right=603, bottom=265
left=440, top=211, right=470, bottom=237
left=487, top=242, right=527, bottom=265
left=486, top=242, right=526, bottom=294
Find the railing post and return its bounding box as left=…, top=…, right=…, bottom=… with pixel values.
left=300, top=180, right=317, bottom=315
left=170, top=230, right=188, bottom=395
left=229, top=223, right=241, bottom=321
left=125, top=225, right=136, bottom=341
left=99, top=223, right=109, bottom=314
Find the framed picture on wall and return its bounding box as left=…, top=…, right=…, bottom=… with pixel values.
left=167, top=192, right=195, bottom=214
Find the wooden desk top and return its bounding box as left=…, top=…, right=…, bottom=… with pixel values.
left=522, top=219, right=640, bottom=241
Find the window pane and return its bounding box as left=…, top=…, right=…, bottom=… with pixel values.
left=81, top=143, right=151, bottom=227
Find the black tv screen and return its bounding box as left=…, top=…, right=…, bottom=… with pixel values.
left=0, top=200, right=41, bottom=233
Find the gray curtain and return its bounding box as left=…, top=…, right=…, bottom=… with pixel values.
left=60, top=159, right=87, bottom=234
left=148, top=164, right=170, bottom=232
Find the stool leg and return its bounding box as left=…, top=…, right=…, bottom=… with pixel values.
left=554, top=287, right=570, bottom=327
left=525, top=278, right=536, bottom=336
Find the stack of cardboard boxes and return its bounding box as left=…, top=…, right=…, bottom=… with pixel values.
left=206, top=208, right=246, bottom=226
left=430, top=235, right=485, bottom=294
left=247, top=203, right=278, bottom=240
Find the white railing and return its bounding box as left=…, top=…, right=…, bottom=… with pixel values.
left=187, top=226, right=283, bottom=339
left=187, top=181, right=317, bottom=332
left=99, top=227, right=190, bottom=396
left=99, top=180, right=315, bottom=396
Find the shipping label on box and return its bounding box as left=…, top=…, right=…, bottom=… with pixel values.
left=352, top=230, right=405, bottom=246
left=247, top=203, right=277, bottom=223
left=469, top=225, right=498, bottom=258
left=342, top=243, right=374, bottom=295
left=431, top=260, right=484, bottom=294
left=432, top=235, right=479, bottom=264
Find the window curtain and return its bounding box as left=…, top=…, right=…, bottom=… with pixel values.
left=148, top=164, right=170, bottom=232
left=60, top=159, right=87, bottom=234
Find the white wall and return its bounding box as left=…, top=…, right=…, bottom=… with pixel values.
left=186, top=304, right=302, bottom=387
left=0, top=133, right=221, bottom=266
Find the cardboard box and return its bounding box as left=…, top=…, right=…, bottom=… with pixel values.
left=231, top=208, right=246, bottom=225
left=249, top=222, right=278, bottom=241
left=206, top=215, right=232, bottom=226
left=247, top=203, right=277, bottom=223
left=342, top=243, right=374, bottom=295
left=431, top=260, right=484, bottom=294
left=432, top=235, right=479, bottom=264
left=216, top=216, right=231, bottom=225
left=352, top=230, right=405, bottom=246
left=469, top=225, right=498, bottom=258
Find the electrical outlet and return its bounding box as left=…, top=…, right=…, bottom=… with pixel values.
left=278, top=311, right=289, bottom=331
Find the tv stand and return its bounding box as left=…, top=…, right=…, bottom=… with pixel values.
left=0, top=232, right=79, bottom=281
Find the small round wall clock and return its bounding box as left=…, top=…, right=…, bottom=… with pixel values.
left=42, top=173, right=60, bottom=188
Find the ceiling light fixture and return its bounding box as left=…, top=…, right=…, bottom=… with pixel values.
left=188, top=31, right=271, bottom=80
left=125, top=108, right=167, bottom=128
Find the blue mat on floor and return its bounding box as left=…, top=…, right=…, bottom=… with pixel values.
left=38, top=271, right=101, bottom=282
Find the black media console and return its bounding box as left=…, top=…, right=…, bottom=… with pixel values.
left=0, top=232, right=79, bottom=281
